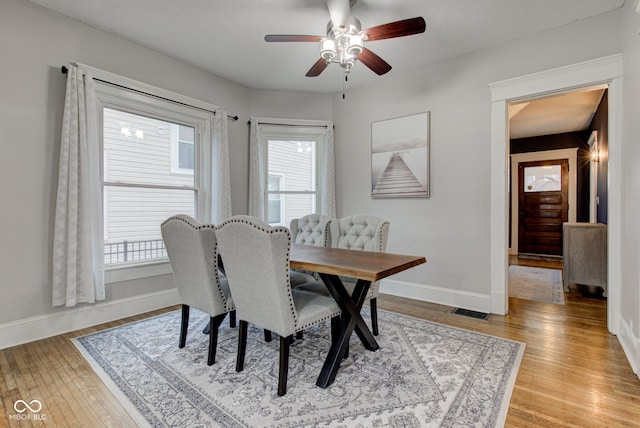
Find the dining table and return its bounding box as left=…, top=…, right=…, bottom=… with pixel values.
left=289, top=244, right=426, bottom=388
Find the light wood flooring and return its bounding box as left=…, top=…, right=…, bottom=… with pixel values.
left=1, top=259, right=639, bottom=427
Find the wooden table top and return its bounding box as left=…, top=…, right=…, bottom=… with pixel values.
left=290, top=244, right=426, bottom=282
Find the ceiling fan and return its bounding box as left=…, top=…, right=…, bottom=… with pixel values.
left=264, top=0, right=426, bottom=77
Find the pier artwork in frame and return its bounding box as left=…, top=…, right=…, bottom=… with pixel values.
left=371, top=111, right=430, bottom=198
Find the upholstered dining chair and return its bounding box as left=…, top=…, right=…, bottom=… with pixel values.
left=215, top=215, right=341, bottom=396
left=296, top=214, right=389, bottom=336
left=288, top=213, right=332, bottom=287
left=161, top=215, right=235, bottom=366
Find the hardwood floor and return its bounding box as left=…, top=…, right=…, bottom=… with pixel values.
left=1, top=273, right=639, bottom=427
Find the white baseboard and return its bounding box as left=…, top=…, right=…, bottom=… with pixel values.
left=379, top=279, right=492, bottom=314
left=0, top=289, right=180, bottom=350
left=618, top=317, right=640, bottom=376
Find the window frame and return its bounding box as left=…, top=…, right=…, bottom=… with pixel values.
left=259, top=124, right=326, bottom=225
left=92, top=78, right=216, bottom=283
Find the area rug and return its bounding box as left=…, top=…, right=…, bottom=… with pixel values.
left=73, top=308, right=525, bottom=427
left=508, top=265, right=564, bottom=305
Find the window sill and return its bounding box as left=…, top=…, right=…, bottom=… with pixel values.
left=105, top=260, right=172, bottom=284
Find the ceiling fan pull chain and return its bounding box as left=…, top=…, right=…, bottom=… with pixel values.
left=342, top=74, right=348, bottom=99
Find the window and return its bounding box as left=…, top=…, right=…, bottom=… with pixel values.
left=523, top=165, right=561, bottom=192
left=95, top=81, right=215, bottom=275
left=250, top=118, right=334, bottom=226
left=261, top=128, right=323, bottom=226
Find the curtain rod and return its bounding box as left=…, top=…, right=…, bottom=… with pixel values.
left=61, top=65, right=238, bottom=121
left=248, top=120, right=329, bottom=129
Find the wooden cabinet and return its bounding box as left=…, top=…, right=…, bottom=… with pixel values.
left=562, top=223, right=607, bottom=296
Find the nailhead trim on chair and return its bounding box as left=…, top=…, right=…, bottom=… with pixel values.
left=217, top=216, right=299, bottom=326
left=163, top=215, right=231, bottom=309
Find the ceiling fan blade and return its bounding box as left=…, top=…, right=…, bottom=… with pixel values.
left=358, top=48, right=392, bottom=75
left=306, top=58, right=329, bottom=77
left=361, top=17, right=426, bottom=41
left=327, top=0, right=350, bottom=31
left=264, top=35, right=323, bottom=42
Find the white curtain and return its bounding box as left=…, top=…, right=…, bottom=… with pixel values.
left=248, top=119, right=266, bottom=218
left=320, top=125, right=336, bottom=218
left=248, top=117, right=336, bottom=220
left=52, top=64, right=104, bottom=307
left=211, top=109, right=232, bottom=223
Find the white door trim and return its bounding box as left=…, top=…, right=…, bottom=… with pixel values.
left=489, top=54, right=623, bottom=337
left=510, top=148, right=578, bottom=255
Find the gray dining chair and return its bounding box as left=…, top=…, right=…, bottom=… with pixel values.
left=215, top=215, right=341, bottom=396
left=297, top=214, right=389, bottom=336
left=161, top=215, right=235, bottom=366
left=288, top=213, right=332, bottom=287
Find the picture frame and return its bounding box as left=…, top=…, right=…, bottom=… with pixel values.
left=371, top=111, right=430, bottom=198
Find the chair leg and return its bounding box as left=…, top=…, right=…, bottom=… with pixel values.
left=296, top=331, right=303, bottom=340
left=278, top=335, right=291, bottom=396
left=207, top=314, right=226, bottom=366
left=179, top=305, right=190, bottom=348
left=236, top=320, right=248, bottom=372
left=264, top=329, right=272, bottom=342
left=370, top=298, right=379, bottom=336
left=229, top=310, right=237, bottom=328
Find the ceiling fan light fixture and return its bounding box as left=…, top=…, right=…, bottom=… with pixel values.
left=346, top=34, right=363, bottom=56
left=320, top=39, right=337, bottom=61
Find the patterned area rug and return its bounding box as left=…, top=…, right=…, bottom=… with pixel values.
left=73, top=308, right=525, bottom=427
left=508, top=265, right=565, bottom=305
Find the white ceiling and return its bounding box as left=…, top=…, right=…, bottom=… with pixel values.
left=29, top=0, right=624, bottom=94
left=29, top=0, right=619, bottom=138
left=509, top=87, right=606, bottom=139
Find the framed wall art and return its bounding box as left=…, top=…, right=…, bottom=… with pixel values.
left=371, top=111, right=430, bottom=198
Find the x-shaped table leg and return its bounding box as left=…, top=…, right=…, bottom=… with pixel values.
left=316, top=274, right=379, bottom=388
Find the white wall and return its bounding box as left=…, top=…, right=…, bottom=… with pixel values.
left=621, top=0, right=640, bottom=365
left=332, top=9, right=624, bottom=310
left=0, top=0, right=250, bottom=330
left=249, top=89, right=333, bottom=121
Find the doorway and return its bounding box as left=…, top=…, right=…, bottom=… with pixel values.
left=489, top=54, right=622, bottom=334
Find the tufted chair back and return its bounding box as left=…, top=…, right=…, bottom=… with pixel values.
left=290, top=214, right=332, bottom=247
left=330, top=214, right=389, bottom=252
left=161, top=214, right=233, bottom=316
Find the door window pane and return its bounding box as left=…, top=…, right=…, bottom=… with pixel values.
left=524, top=165, right=561, bottom=192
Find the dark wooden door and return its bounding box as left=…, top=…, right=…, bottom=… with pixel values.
left=518, top=159, right=569, bottom=256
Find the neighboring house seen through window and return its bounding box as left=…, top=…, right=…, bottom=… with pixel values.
left=171, top=123, right=195, bottom=173
left=268, top=174, right=284, bottom=224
